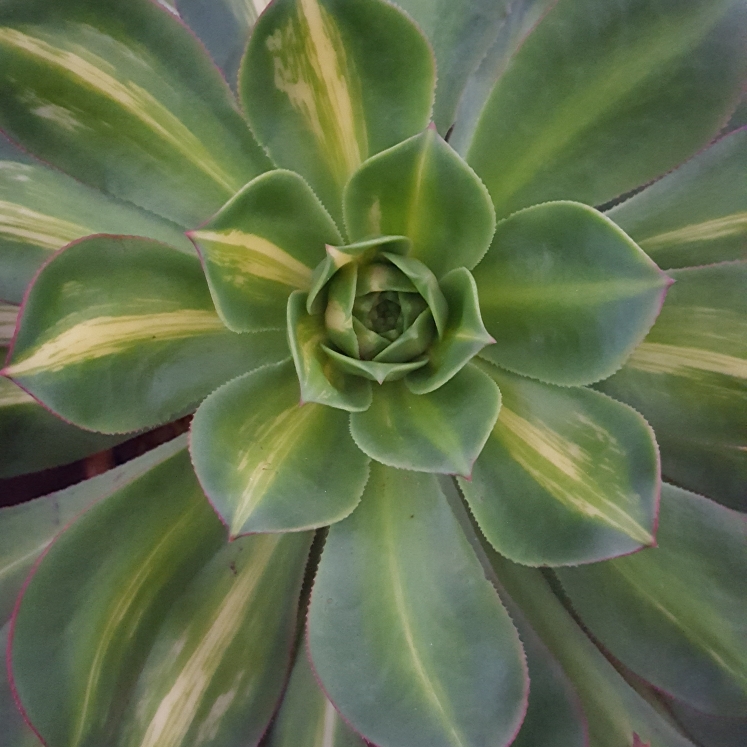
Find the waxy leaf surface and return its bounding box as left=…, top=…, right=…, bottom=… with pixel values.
left=596, top=261, right=747, bottom=510
left=241, top=0, right=435, bottom=223
left=189, top=170, right=341, bottom=332
left=559, top=484, right=747, bottom=716
left=609, top=128, right=747, bottom=269
left=467, top=0, right=747, bottom=219
left=4, top=236, right=288, bottom=433
left=350, top=363, right=501, bottom=476
left=0, top=0, right=270, bottom=227
left=474, top=202, right=670, bottom=386
left=1, top=623, right=42, bottom=747
left=461, top=361, right=658, bottom=565
left=667, top=700, right=747, bottom=747
left=308, top=462, right=528, bottom=747
left=344, top=129, right=496, bottom=279
left=191, top=360, right=369, bottom=535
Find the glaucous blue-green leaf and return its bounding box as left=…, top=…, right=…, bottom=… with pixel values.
left=1, top=623, right=41, bottom=747
left=489, top=553, right=697, bottom=747
left=287, top=291, right=371, bottom=412
left=189, top=170, right=341, bottom=332
left=466, top=0, right=747, bottom=219
left=343, top=129, right=496, bottom=278
left=177, top=0, right=270, bottom=88
left=474, top=201, right=671, bottom=386
left=392, top=0, right=512, bottom=134
left=405, top=268, right=493, bottom=394
left=0, top=0, right=271, bottom=228
left=727, top=97, right=747, bottom=132
left=308, top=462, right=529, bottom=747
left=241, top=0, right=435, bottom=223
left=3, top=236, right=288, bottom=433
left=10, top=445, right=312, bottom=747
left=460, top=361, right=659, bottom=566
left=608, top=128, right=747, bottom=269
left=558, top=484, right=747, bottom=716
left=350, top=363, right=500, bottom=476
left=596, top=261, right=747, bottom=511
left=191, top=360, right=369, bottom=536
left=0, top=159, right=193, bottom=305
left=667, top=699, right=747, bottom=747
left=266, top=644, right=366, bottom=747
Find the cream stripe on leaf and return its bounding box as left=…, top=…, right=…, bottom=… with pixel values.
left=597, top=261, right=747, bottom=511
left=242, top=0, right=435, bottom=224
left=466, top=0, right=747, bottom=220
left=461, top=361, right=659, bottom=566
left=4, top=236, right=289, bottom=433
left=609, top=128, right=747, bottom=269
left=190, top=360, right=369, bottom=536
left=0, top=0, right=270, bottom=227
left=308, top=463, right=528, bottom=747
left=189, top=170, right=342, bottom=332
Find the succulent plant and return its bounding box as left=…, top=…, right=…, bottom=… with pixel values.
left=0, top=0, right=746, bottom=746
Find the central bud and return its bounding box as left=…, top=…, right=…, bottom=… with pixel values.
left=363, top=292, right=401, bottom=336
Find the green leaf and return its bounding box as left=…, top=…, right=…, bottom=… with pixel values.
left=608, top=128, right=747, bottom=269
left=4, top=236, right=288, bottom=433
left=0, top=0, right=270, bottom=227
left=595, top=261, right=747, bottom=511
left=0, top=158, right=193, bottom=305
left=9, top=445, right=312, bottom=747
left=349, top=362, right=501, bottom=476
left=1, top=623, right=42, bottom=747
left=558, top=483, right=747, bottom=716
left=474, top=201, right=671, bottom=386
left=343, top=129, right=496, bottom=279
left=241, top=0, right=435, bottom=223
left=321, top=345, right=427, bottom=384
left=667, top=700, right=747, bottom=747
left=188, top=170, right=341, bottom=332
left=325, top=263, right=359, bottom=357
left=406, top=268, right=493, bottom=394
left=460, top=361, right=659, bottom=565
left=190, top=360, right=370, bottom=535
left=287, top=290, right=372, bottom=411
left=266, top=643, right=366, bottom=747
left=0, top=302, right=15, bottom=343
left=466, top=0, right=747, bottom=219
left=307, top=462, right=528, bottom=747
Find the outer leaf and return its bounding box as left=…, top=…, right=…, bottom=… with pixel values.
left=0, top=302, right=16, bottom=344
left=596, top=261, right=747, bottom=510
left=307, top=462, right=529, bottom=747
left=266, top=644, right=366, bottom=747
left=190, top=360, right=369, bottom=535
left=4, top=236, right=288, bottom=433
left=349, top=362, right=501, bottom=476
left=474, top=201, right=671, bottom=386
left=189, top=170, right=341, bottom=332
left=558, top=484, right=747, bottom=716
left=0, top=0, right=270, bottom=227
left=1, top=623, right=40, bottom=747
left=460, top=361, right=659, bottom=565
left=343, top=129, right=496, bottom=278
left=241, top=0, right=435, bottom=223
left=0, top=159, right=192, bottom=305
left=9, top=446, right=312, bottom=747
left=608, top=128, right=747, bottom=269
left=667, top=700, right=747, bottom=747
left=287, top=291, right=371, bottom=412
left=466, top=0, right=747, bottom=219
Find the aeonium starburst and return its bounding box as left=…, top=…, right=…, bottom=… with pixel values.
left=1, top=0, right=746, bottom=746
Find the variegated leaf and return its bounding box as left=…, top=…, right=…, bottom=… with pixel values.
left=241, top=0, right=435, bottom=223
left=189, top=170, right=341, bottom=332
left=4, top=236, right=288, bottom=433
left=190, top=360, right=369, bottom=535
left=466, top=0, right=747, bottom=219
left=308, top=462, right=529, bottom=747
left=596, top=261, right=747, bottom=510
left=608, top=128, right=747, bottom=269
left=460, top=360, right=659, bottom=566
left=0, top=0, right=270, bottom=227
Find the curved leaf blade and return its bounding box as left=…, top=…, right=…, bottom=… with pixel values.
left=308, top=462, right=529, bottom=747
left=4, top=236, right=288, bottom=433
left=474, top=201, right=671, bottom=386
left=466, top=0, right=747, bottom=219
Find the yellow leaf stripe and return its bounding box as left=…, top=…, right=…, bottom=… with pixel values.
left=0, top=379, right=34, bottom=407
left=5, top=310, right=225, bottom=376
left=639, top=213, right=747, bottom=251
left=0, top=199, right=88, bottom=250
left=627, top=342, right=747, bottom=379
